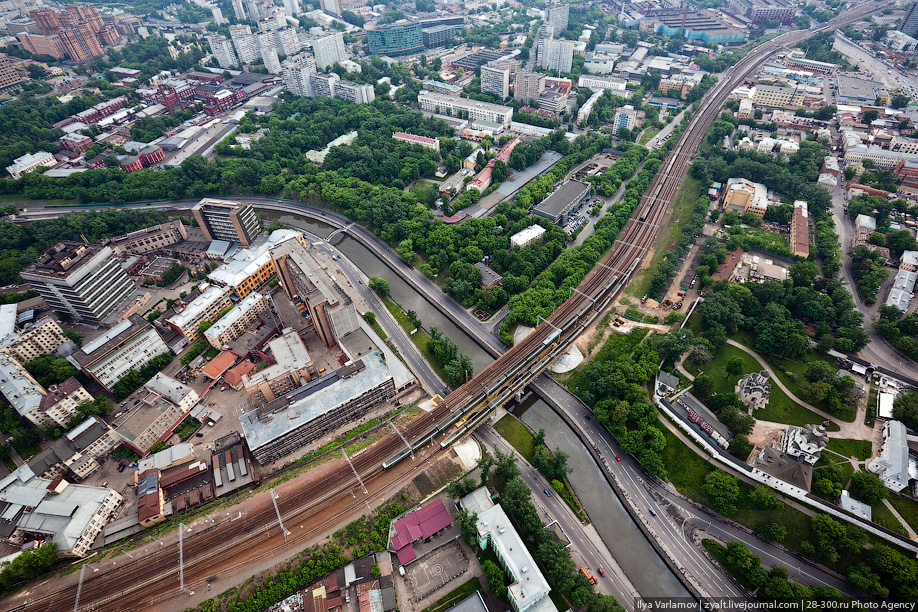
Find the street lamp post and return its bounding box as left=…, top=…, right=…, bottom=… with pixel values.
left=74, top=563, right=98, bottom=612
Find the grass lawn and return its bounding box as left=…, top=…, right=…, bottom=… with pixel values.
left=383, top=297, right=448, bottom=382
left=627, top=174, right=701, bottom=299
left=420, top=578, right=484, bottom=612
left=687, top=344, right=839, bottom=430
left=494, top=414, right=536, bottom=462
left=871, top=500, right=907, bottom=536
left=363, top=312, right=388, bottom=343
left=888, top=494, right=918, bottom=533
left=824, top=438, right=871, bottom=461
left=638, top=127, right=660, bottom=146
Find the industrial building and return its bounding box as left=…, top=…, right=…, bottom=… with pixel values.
left=641, top=9, right=746, bottom=44
left=270, top=238, right=362, bottom=348
left=204, top=291, right=270, bottom=349
left=0, top=353, right=48, bottom=426
left=68, top=315, right=170, bottom=393
left=191, top=199, right=262, bottom=247
left=207, top=229, right=305, bottom=299
left=240, top=356, right=397, bottom=463
left=115, top=375, right=199, bottom=456
left=0, top=465, right=123, bottom=557
left=20, top=242, right=135, bottom=324
left=242, top=328, right=315, bottom=403
left=7, top=151, right=56, bottom=180
left=165, top=284, right=234, bottom=341
left=533, top=180, right=591, bottom=225
left=722, top=178, right=770, bottom=217
left=26, top=416, right=122, bottom=481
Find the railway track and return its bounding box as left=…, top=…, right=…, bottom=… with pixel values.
left=8, top=9, right=887, bottom=611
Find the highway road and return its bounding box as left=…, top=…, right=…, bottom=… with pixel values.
left=7, top=9, right=896, bottom=605
left=531, top=376, right=873, bottom=602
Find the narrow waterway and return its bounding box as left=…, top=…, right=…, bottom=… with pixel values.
left=257, top=207, right=688, bottom=599
left=514, top=393, right=691, bottom=599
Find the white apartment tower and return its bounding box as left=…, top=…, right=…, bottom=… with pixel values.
left=276, top=26, right=302, bottom=56
left=261, top=45, right=282, bottom=74
left=208, top=34, right=239, bottom=69
left=282, top=0, right=302, bottom=16
left=211, top=6, right=227, bottom=25
left=231, top=0, right=246, bottom=21
left=234, top=33, right=260, bottom=63
left=546, top=3, right=569, bottom=31
left=481, top=63, right=510, bottom=99
left=541, top=38, right=574, bottom=73
left=283, top=53, right=315, bottom=96
left=313, top=32, right=346, bottom=70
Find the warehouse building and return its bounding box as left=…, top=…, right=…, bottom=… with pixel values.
left=533, top=180, right=591, bottom=225
left=241, top=356, right=397, bottom=463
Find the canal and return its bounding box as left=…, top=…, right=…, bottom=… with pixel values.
left=257, top=207, right=688, bottom=599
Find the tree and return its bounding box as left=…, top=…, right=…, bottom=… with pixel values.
left=368, top=276, right=389, bottom=298
left=454, top=508, right=479, bottom=546
left=23, top=355, right=78, bottom=388
left=724, top=356, right=744, bottom=379
left=757, top=522, right=787, bottom=541
left=653, top=328, right=693, bottom=364
left=692, top=373, right=714, bottom=400
left=892, top=392, right=918, bottom=431
left=482, top=560, right=507, bottom=597
left=849, top=471, right=888, bottom=505
left=688, top=343, right=713, bottom=365
left=749, top=486, right=784, bottom=510
left=811, top=513, right=863, bottom=563
left=702, top=470, right=740, bottom=516
left=446, top=476, right=478, bottom=499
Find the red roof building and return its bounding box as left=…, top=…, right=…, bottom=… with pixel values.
left=389, top=499, right=452, bottom=565
left=138, top=144, right=165, bottom=167
left=224, top=361, right=255, bottom=389
left=201, top=350, right=239, bottom=380
left=119, top=156, right=142, bottom=173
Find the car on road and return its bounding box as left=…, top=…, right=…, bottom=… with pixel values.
left=544, top=489, right=551, bottom=497
left=649, top=507, right=657, bottom=516
left=117, top=462, right=125, bottom=472
left=598, top=567, right=605, bottom=577
left=615, top=455, right=621, bottom=462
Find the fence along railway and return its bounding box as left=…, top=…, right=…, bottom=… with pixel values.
left=12, top=6, right=889, bottom=610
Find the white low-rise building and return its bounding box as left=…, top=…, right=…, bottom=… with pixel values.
left=868, top=420, right=911, bottom=492
left=418, top=91, right=513, bottom=127
left=6, top=151, right=55, bottom=180
left=510, top=225, right=546, bottom=248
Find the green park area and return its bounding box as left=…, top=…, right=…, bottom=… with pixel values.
left=685, top=343, right=838, bottom=430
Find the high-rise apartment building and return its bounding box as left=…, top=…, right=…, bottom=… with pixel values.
left=320, top=0, right=368, bottom=19
left=259, top=7, right=287, bottom=32
left=540, top=38, right=574, bottom=73
left=275, top=26, right=302, bottom=56
left=0, top=55, right=23, bottom=92
left=231, top=0, right=247, bottom=21
left=65, top=5, right=103, bottom=34
left=233, top=33, right=261, bottom=63
left=212, top=6, right=227, bottom=25
left=545, top=4, right=569, bottom=31
left=481, top=63, right=510, bottom=99
left=902, top=2, right=918, bottom=37
left=208, top=34, right=239, bottom=68
left=261, top=45, right=282, bottom=74
left=313, top=31, right=346, bottom=70
left=192, top=199, right=261, bottom=247
left=282, top=0, right=302, bottom=16
left=30, top=8, right=61, bottom=35
left=18, top=33, right=64, bottom=58
left=366, top=21, right=423, bottom=56
left=309, top=72, right=339, bottom=98
left=57, top=23, right=104, bottom=62
left=335, top=81, right=375, bottom=104
left=282, top=53, right=315, bottom=96
left=514, top=70, right=545, bottom=103
left=612, top=104, right=637, bottom=136
left=20, top=243, right=134, bottom=324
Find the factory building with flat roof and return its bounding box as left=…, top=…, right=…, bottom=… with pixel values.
left=533, top=180, right=591, bottom=225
